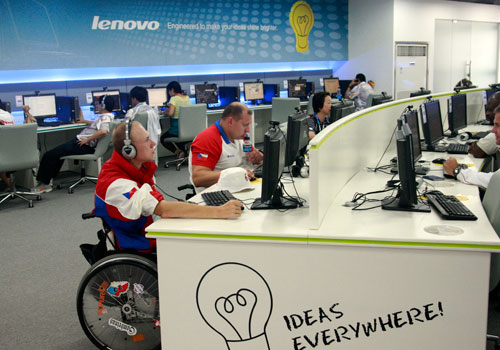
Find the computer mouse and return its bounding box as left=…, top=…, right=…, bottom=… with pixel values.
left=432, top=158, right=447, bottom=165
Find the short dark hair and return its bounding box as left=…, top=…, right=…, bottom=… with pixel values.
left=99, top=95, right=116, bottom=112
left=130, top=86, right=148, bottom=103
left=355, top=73, right=366, bottom=82
left=113, top=121, right=139, bottom=153
left=221, top=102, right=250, bottom=121
left=493, top=105, right=500, bottom=116
left=167, top=81, right=183, bottom=94
left=312, top=92, right=330, bottom=114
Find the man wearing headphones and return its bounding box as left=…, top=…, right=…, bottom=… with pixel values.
left=94, top=121, right=242, bottom=253
left=32, top=95, right=115, bottom=193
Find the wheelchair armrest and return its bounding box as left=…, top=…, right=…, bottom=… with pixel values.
left=82, top=212, right=96, bottom=220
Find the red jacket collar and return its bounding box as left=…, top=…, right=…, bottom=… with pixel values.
left=110, top=150, right=157, bottom=186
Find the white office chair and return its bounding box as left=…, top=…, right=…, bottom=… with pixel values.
left=271, top=97, right=301, bottom=124
left=59, top=129, right=113, bottom=193
left=0, top=123, right=41, bottom=208
left=162, top=104, right=207, bottom=171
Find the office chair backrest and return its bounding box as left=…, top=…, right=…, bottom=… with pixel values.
left=93, top=126, right=113, bottom=158
left=0, top=123, right=38, bottom=172
left=366, top=94, right=375, bottom=108
left=177, top=104, right=207, bottom=142
left=272, top=97, right=301, bottom=124
left=133, top=112, right=149, bottom=131
left=482, top=170, right=500, bottom=291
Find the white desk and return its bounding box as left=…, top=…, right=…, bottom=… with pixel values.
left=146, top=89, right=499, bottom=350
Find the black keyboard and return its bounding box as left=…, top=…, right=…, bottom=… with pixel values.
left=445, top=143, right=469, bottom=154
left=202, top=190, right=239, bottom=207
left=426, top=191, right=477, bottom=220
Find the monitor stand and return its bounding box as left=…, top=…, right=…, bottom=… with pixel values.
left=251, top=187, right=298, bottom=210
left=381, top=197, right=430, bottom=213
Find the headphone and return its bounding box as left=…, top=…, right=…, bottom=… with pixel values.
left=100, top=95, right=107, bottom=110
left=122, top=118, right=137, bottom=160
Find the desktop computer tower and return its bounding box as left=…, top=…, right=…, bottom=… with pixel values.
left=120, top=92, right=132, bottom=112
left=1, top=101, right=11, bottom=113
left=56, top=96, right=79, bottom=123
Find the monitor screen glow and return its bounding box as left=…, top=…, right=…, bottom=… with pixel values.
left=323, top=78, right=339, bottom=94
left=22, top=94, right=57, bottom=118
left=147, top=88, right=167, bottom=107
left=244, top=82, right=264, bottom=101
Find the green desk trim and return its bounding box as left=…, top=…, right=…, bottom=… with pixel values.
left=311, top=88, right=488, bottom=150
left=147, top=231, right=500, bottom=250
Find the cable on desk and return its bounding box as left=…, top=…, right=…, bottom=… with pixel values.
left=154, top=182, right=185, bottom=202
left=350, top=186, right=398, bottom=211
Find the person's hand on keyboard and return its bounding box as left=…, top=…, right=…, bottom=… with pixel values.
left=215, top=200, right=243, bottom=218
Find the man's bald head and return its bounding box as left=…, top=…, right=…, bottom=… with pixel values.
left=486, top=91, right=500, bottom=123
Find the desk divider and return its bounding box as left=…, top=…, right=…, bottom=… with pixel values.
left=308, top=88, right=487, bottom=229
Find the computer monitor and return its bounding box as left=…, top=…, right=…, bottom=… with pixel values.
left=285, top=110, right=309, bottom=167
left=0, top=101, right=11, bottom=113
left=287, top=79, right=307, bottom=100
left=420, top=100, right=444, bottom=151
left=329, top=100, right=355, bottom=123
left=306, top=82, right=315, bottom=99
left=195, top=84, right=218, bottom=105
left=409, top=88, right=431, bottom=97
left=147, top=87, right=167, bottom=107
left=22, top=94, right=57, bottom=123
left=243, top=82, right=264, bottom=103
left=338, top=80, right=351, bottom=97
left=448, top=93, right=467, bottom=137
left=382, top=118, right=430, bottom=213
left=369, top=92, right=393, bottom=107
left=263, top=84, right=280, bottom=104
left=251, top=123, right=298, bottom=210
left=91, top=90, right=122, bottom=112
left=218, top=86, right=240, bottom=108
left=120, top=92, right=132, bottom=113
left=56, top=96, right=79, bottom=124
left=486, top=89, right=497, bottom=102
left=403, top=109, right=422, bottom=162
left=323, top=77, right=340, bottom=95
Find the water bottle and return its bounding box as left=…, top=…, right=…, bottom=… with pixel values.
left=336, top=87, right=342, bottom=100
left=243, top=133, right=252, bottom=153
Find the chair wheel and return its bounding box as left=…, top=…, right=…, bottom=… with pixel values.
left=68, top=188, right=74, bottom=194
left=28, top=200, right=33, bottom=208
left=36, top=195, right=42, bottom=200
left=164, top=163, right=169, bottom=168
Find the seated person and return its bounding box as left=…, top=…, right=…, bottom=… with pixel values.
left=94, top=121, right=242, bottom=253
left=443, top=107, right=500, bottom=189
left=190, top=102, right=263, bottom=191
left=344, top=73, right=374, bottom=111
left=308, top=92, right=332, bottom=140
left=160, top=81, right=191, bottom=159
left=32, top=95, right=115, bottom=193
left=21, top=105, right=38, bottom=124
left=125, top=86, right=161, bottom=146
left=468, top=91, right=500, bottom=158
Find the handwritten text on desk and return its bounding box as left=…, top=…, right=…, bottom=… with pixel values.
left=283, top=301, right=444, bottom=349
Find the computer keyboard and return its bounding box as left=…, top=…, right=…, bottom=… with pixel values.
left=470, top=131, right=490, bottom=140
left=425, top=191, right=477, bottom=220
left=202, top=190, right=241, bottom=208
left=445, top=143, right=469, bottom=154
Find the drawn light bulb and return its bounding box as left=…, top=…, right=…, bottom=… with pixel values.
left=289, top=1, right=315, bottom=53
left=196, top=263, right=273, bottom=350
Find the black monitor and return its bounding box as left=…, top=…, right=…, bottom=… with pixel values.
left=243, top=82, right=264, bottom=103
left=251, top=123, right=298, bottom=210
left=0, top=101, right=11, bottom=113
left=146, top=87, right=167, bottom=107
left=369, top=92, right=393, bottom=107
left=287, top=79, right=307, bottom=100
left=56, top=96, right=79, bottom=124
left=285, top=110, right=309, bottom=167
left=323, top=77, right=340, bottom=95
left=218, top=86, right=240, bottom=108
left=263, top=84, right=280, bottom=104
left=403, top=109, right=422, bottom=162
left=120, top=93, right=132, bottom=112
left=329, top=100, right=355, bottom=123
left=195, top=84, right=218, bottom=105
left=382, top=118, right=430, bottom=213
left=448, top=93, right=467, bottom=136
left=420, top=100, right=444, bottom=151
left=22, top=93, right=57, bottom=123
left=338, top=80, right=351, bottom=97
left=486, top=89, right=497, bottom=102
left=306, top=82, right=315, bottom=99
left=409, top=88, right=431, bottom=97
left=91, top=90, right=122, bottom=112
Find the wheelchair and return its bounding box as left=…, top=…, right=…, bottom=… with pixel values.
left=76, top=212, right=161, bottom=350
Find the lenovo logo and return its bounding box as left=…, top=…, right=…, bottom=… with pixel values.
left=91, top=16, right=160, bottom=31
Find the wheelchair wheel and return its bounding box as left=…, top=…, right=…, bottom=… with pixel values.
left=76, top=253, right=161, bottom=350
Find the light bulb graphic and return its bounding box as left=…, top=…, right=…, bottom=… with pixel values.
left=196, top=263, right=273, bottom=350
left=289, top=1, right=315, bottom=53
